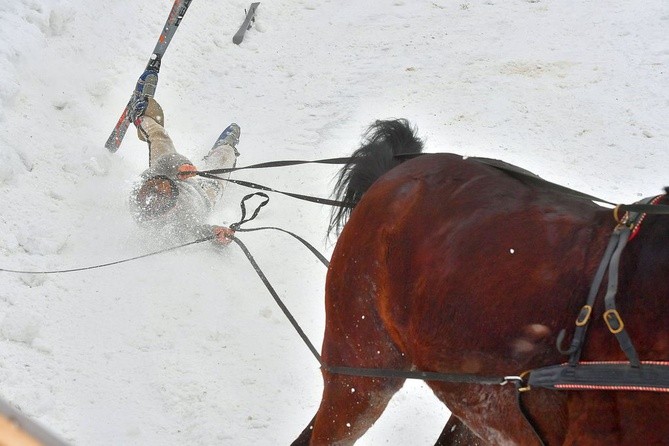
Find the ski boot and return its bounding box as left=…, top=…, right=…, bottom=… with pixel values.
left=204, top=123, right=241, bottom=169
left=128, top=69, right=159, bottom=124
left=214, top=123, right=241, bottom=156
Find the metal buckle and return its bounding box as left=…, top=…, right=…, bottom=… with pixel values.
left=613, top=205, right=630, bottom=227
left=604, top=309, right=625, bottom=334
left=575, top=305, right=592, bottom=327
left=502, top=372, right=531, bottom=392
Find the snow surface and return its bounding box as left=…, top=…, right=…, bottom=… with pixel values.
left=0, top=0, right=667, bottom=444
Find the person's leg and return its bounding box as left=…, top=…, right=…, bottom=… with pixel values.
left=136, top=99, right=175, bottom=166
left=197, top=124, right=240, bottom=207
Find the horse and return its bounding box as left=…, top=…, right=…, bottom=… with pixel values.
left=292, top=119, right=669, bottom=445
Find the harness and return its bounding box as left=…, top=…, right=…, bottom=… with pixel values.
left=525, top=195, right=669, bottom=394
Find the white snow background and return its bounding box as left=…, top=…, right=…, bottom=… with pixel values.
left=0, top=0, right=667, bottom=444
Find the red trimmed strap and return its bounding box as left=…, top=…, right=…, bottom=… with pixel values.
left=527, top=361, right=669, bottom=392
left=629, top=195, right=665, bottom=241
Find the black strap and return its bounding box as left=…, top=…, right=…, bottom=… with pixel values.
left=197, top=172, right=355, bottom=208
left=559, top=193, right=663, bottom=366
left=230, top=192, right=270, bottom=230
left=528, top=362, right=669, bottom=391
left=559, top=230, right=621, bottom=363
left=515, top=382, right=547, bottom=446
left=232, top=236, right=325, bottom=363
left=560, top=227, right=641, bottom=367
left=324, top=364, right=504, bottom=385
left=197, top=154, right=669, bottom=216
left=602, top=225, right=641, bottom=367
left=235, top=226, right=329, bottom=267
left=618, top=203, right=669, bottom=215
left=199, top=156, right=354, bottom=175
left=228, top=193, right=329, bottom=267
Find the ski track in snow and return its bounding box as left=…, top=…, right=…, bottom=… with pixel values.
left=0, top=0, right=668, bottom=444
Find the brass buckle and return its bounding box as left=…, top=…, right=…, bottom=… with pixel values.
left=604, top=309, right=625, bottom=334
left=613, top=205, right=629, bottom=226
left=575, top=305, right=592, bottom=327
left=518, top=370, right=531, bottom=392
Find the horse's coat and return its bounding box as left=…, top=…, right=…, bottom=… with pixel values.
left=294, top=120, right=669, bottom=445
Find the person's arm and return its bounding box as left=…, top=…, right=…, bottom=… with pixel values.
left=177, top=163, right=198, bottom=179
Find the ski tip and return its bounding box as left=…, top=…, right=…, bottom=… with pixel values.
left=105, top=124, right=129, bottom=153
left=105, top=139, right=121, bottom=153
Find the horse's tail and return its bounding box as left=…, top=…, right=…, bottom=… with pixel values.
left=329, top=119, right=423, bottom=236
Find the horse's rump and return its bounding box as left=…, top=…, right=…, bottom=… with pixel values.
left=331, top=153, right=611, bottom=373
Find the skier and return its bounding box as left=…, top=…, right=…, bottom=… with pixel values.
left=127, top=70, right=237, bottom=245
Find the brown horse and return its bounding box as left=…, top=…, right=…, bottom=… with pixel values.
left=293, top=120, right=669, bottom=445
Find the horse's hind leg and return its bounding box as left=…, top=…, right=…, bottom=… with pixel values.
left=292, top=370, right=405, bottom=446
left=295, top=276, right=410, bottom=444
left=304, top=369, right=405, bottom=445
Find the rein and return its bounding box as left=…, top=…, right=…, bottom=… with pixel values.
left=0, top=237, right=213, bottom=275
left=194, top=155, right=669, bottom=217
left=195, top=157, right=358, bottom=207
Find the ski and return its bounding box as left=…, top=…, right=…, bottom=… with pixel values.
left=232, top=2, right=260, bottom=45
left=105, top=0, right=193, bottom=153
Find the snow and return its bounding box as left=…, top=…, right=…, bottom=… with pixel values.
left=0, top=0, right=667, bottom=444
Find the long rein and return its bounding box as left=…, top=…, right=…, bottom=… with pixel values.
left=4, top=155, right=669, bottom=390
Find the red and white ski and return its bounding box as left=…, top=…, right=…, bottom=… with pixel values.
left=105, top=0, right=193, bottom=153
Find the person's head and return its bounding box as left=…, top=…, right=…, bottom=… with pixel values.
left=132, top=175, right=179, bottom=221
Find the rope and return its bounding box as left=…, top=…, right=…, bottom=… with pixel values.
left=230, top=192, right=271, bottom=230
left=229, top=192, right=330, bottom=267
left=0, top=236, right=212, bottom=275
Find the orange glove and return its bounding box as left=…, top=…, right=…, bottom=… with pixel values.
left=212, top=226, right=235, bottom=245
left=177, top=163, right=197, bottom=179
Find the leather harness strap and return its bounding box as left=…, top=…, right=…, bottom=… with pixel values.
left=529, top=361, right=669, bottom=392
left=528, top=195, right=669, bottom=392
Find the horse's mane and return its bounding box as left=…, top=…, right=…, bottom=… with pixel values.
left=329, top=119, right=424, bottom=237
